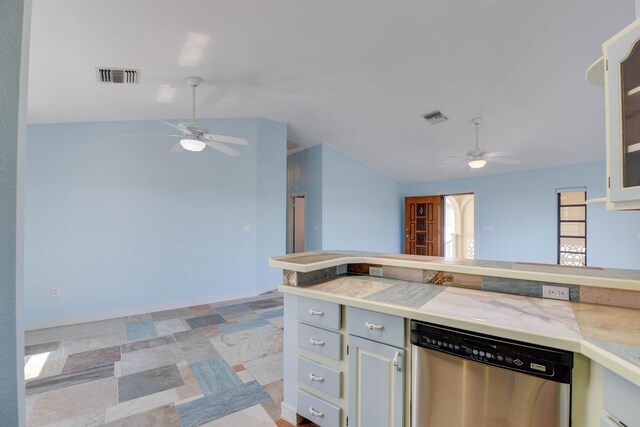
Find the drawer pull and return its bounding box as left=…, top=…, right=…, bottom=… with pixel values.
left=392, top=351, right=401, bottom=371
left=310, top=338, right=325, bottom=346
left=365, top=321, right=384, bottom=330
left=309, top=407, right=324, bottom=418
left=309, top=309, right=324, bottom=316
left=309, top=373, right=325, bottom=382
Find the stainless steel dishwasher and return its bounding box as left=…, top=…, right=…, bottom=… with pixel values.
left=411, top=321, right=573, bottom=427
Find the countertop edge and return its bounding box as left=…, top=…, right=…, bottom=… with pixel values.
left=278, top=283, right=640, bottom=388
left=269, top=256, right=640, bottom=290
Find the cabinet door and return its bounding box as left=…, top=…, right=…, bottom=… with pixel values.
left=348, top=336, right=404, bottom=427
left=605, top=19, right=640, bottom=206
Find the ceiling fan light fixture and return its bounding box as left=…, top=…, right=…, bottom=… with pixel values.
left=468, top=159, right=487, bottom=169
left=180, top=138, right=206, bottom=152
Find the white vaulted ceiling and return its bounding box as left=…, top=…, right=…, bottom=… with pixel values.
left=28, top=0, right=634, bottom=182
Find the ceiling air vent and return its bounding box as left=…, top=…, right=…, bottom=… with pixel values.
left=96, top=68, right=140, bottom=84
left=423, top=110, right=448, bottom=124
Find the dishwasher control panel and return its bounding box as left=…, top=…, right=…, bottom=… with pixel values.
left=410, top=321, right=573, bottom=383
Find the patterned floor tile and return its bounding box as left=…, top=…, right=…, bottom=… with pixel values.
left=260, top=308, right=284, bottom=319
left=25, top=341, right=60, bottom=356
left=120, top=343, right=184, bottom=376
left=63, top=332, right=125, bottom=355
left=184, top=314, right=226, bottom=329
left=28, top=377, right=117, bottom=426
left=121, top=335, right=175, bottom=353
left=124, top=313, right=152, bottom=323
left=118, top=365, right=184, bottom=403
left=125, top=321, right=158, bottom=341
left=189, top=304, right=215, bottom=317
left=174, top=329, right=219, bottom=363
left=261, top=399, right=282, bottom=422
left=150, top=307, right=192, bottom=322
left=214, top=303, right=251, bottom=316
left=190, top=357, right=242, bottom=395
left=27, top=363, right=114, bottom=396
left=264, top=379, right=284, bottom=404
left=199, top=403, right=276, bottom=427
left=244, top=352, right=283, bottom=386
left=154, top=318, right=189, bottom=336
left=25, top=292, right=285, bottom=427
left=62, top=346, right=120, bottom=373
left=176, top=381, right=270, bottom=427
left=26, top=318, right=125, bottom=347
left=218, top=318, right=270, bottom=335
left=246, top=299, right=283, bottom=310
left=103, top=404, right=180, bottom=427
left=210, top=324, right=283, bottom=366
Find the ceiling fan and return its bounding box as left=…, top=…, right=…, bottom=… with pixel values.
left=135, top=77, right=249, bottom=155
left=440, top=118, right=521, bottom=169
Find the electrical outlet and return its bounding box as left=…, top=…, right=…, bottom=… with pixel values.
left=208, top=274, right=214, bottom=284
left=241, top=225, right=250, bottom=233
left=542, top=285, right=569, bottom=301
left=52, top=288, right=60, bottom=297
left=369, top=267, right=384, bottom=277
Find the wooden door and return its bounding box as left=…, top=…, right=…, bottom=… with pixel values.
left=404, top=196, right=443, bottom=256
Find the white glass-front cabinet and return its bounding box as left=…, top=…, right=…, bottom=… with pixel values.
left=604, top=19, right=640, bottom=210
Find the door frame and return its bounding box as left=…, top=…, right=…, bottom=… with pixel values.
left=442, top=192, right=476, bottom=259
left=404, top=191, right=477, bottom=258
left=287, top=192, right=307, bottom=254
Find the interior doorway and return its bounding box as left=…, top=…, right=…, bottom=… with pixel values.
left=404, top=194, right=475, bottom=258
left=443, top=194, right=475, bottom=259
left=288, top=194, right=306, bottom=253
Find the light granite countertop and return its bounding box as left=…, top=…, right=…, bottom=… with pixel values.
left=270, top=251, right=640, bottom=290
left=278, top=274, right=640, bottom=387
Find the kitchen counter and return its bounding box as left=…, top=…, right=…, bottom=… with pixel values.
left=277, top=273, right=640, bottom=388
left=270, top=251, right=640, bottom=290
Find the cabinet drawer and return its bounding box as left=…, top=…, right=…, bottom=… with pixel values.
left=348, top=307, right=404, bottom=348
left=604, top=368, right=640, bottom=426
left=298, top=356, right=342, bottom=398
left=297, top=389, right=341, bottom=427
left=298, top=323, right=342, bottom=360
left=297, top=297, right=341, bottom=330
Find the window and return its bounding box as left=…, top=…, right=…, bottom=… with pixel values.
left=557, top=190, right=587, bottom=266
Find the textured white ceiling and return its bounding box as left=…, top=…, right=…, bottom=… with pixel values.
left=28, top=0, right=635, bottom=182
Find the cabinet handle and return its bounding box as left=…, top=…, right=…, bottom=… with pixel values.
left=310, top=338, right=325, bottom=346
left=392, top=351, right=401, bottom=371
left=365, top=322, right=384, bottom=330
left=309, top=309, right=324, bottom=316
left=309, top=407, right=324, bottom=417
left=309, top=373, right=325, bottom=382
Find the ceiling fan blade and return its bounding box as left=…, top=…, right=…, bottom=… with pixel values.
left=487, top=157, right=521, bottom=165
left=122, top=133, right=172, bottom=136
left=170, top=143, right=184, bottom=153
left=483, top=151, right=513, bottom=158
left=205, top=140, right=240, bottom=156
left=161, top=121, right=191, bottom=135
left=203, top=133, right=249, bottom=145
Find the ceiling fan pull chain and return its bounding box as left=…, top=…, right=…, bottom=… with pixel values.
left=192, top=84, right=196, bottom=124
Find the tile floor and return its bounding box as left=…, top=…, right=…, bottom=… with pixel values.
left=24, top=292, right=297, bottom=427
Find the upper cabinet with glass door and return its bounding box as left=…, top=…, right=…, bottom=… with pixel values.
left=604, top=19, right=640, bottom=210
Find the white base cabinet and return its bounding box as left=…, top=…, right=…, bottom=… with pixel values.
left=348, top=336, right=404, bottom=427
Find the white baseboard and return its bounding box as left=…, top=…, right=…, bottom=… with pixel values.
left=280, top=401, right=297, bottom=424
left=25, top=287, right=280, bottom=331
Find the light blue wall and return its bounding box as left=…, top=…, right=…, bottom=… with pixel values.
left=406, top=162, right=640, bottom=269
left=287, top=145, right=323, bottom=251
left=321, top=145, right=403, bottom=253
left=25, top=118, right=286, bottom=325
left=0, top=0, right=27, bottom=423
left=256, top=119, right=287, bottom=291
